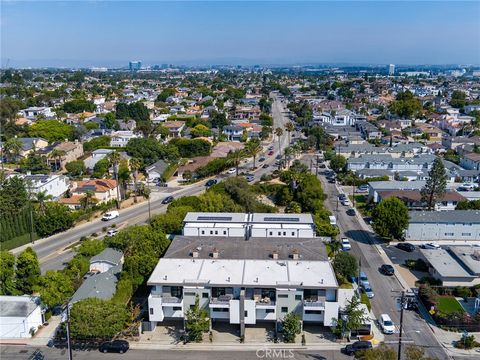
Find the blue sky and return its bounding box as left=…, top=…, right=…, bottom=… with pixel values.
left=1, top=1, right=479, bottom=67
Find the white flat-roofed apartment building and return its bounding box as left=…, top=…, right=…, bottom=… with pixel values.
left=182, top=212, right=316, bottom=239
left=147, top=212, right=338, bottom=337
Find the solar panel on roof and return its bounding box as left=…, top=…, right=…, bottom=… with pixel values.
left=264, top=217, right=300, bottom=222
left=197, top=216, right=233, bottom=221
left=81, top=185, right=97, bottom=191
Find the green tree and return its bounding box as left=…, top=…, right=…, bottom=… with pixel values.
left=15, top=247, right=40, bottom=294
left=156, top=87, right=176, bottom=102
left=0, top=176, right=29, bottom=215
left=69, top=298, right=130, bottom=339
left=63, top=99, right=95, bottom=113
left=209, top=110, right=229, bottom=129
left=372, top=197, right=409, bottom=240
left=33, top=270, right=74, bottom=308
left=83, top=136, right=111, bottom=152
left=92, top=158, right=110, bottom=178
left=108, top=151, right=122, bottom=205
left=421, top=157, right=447, bottom=210
left=3, top=137, right=23, bottom=163
left=0, top=251, right=17, bottom=295
left=77, top=239, right=106, bottom=257
left=79, top=190, right=97, bottom=210
left=184, top=295, right=209, bottom=342
left=227, top=149, right=246, bottom=176
left=404, top=345, right=439, bottom=360
left=103, top=112, right=117, bottom=129
left=281, top=312, right=301, bottom=343
left=333, top=296, right=368, bottom=339
left=126, top=137, right=179, bottom=166
left=285, top=201, right=302, bottom=214
left=28, top=120, right=75, bottom=143
left=190, top=124, right=211, bottom=138
left=33, top=190, right=53, bottom=215
left=389, top=91, right=422, bottom=118
left=329, top=155, right=347, bottom=173
left=129, top=158, right=141, bottom=203
left=285, top=122, right=295, bottom=145
left=245, top=139, right=262, bottom=169
left=20, top=153, right=51, bottom=174
left=34, top=202, right=74, bottom=237
left=275, top=127, right=284, bottom=154
left=450, top=90, right=467, bottom=109
left=65, top=160, right=86, bottom=177
left=332, top=252, right=358, bottom=284
left=169, top=138, right=211, bottom=158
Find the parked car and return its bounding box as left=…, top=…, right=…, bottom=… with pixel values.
left=396, top=242, right=415, bottom=252
left=319, top=164, right=326, bottom=168
left=357, top=184, right=369, bottom=193
left=268, top=150, right=274, bottom=156
left=342, top=198, right=351, bottom=206
left=379, top=314, right=395, bottom=334
left=341, top=238, right=351, bottom=251
left=328, top=178, right=336, bottom=184
left=227, top=168, right=236, bottom=174
left=460, top=183, right=476, bottom=191
left=258, top=157, right=266, bottom=162
left=245, top=175, right=255, bottom=182
left=205, top=179, right=217, bottom=187
left=99, top=340, right=129, bottom=354
left=102, top=211, right=119, bottom=221
left=346, top=208, right=356, bottom=216
left=262, top=164, right=269, bottom=169
left=342, top=341, right=373, bottom=356
left=161, top=196, right=174, bottom=204
left=268, top=145, right=274, bottom=151
left=362, top=283, right=375, bottom=298
left=338, top=193, right=346, bottom=201
left=421, top=242, right=440, bottom=250
left=380, top=264, right=395, bottom=276
left=106, top=229, right=118, bottom=237
left=358, top=271, right=369, bottom=287
left=275, top=154, right=282, bottom=160
left=28, top=349, right=45, bottom=360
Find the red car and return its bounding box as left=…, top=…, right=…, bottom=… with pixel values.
left=268, top=151, right=274, bottom=156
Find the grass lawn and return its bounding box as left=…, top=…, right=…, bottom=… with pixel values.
left=1, top=233, right=39, bottom=251
left=437, top=296, right=465, bottom=315
left=360, top=292, right=372, bottom=311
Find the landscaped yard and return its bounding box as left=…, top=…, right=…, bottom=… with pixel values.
left=348, top=195, right=372, bottom=217
left=437, top=296, right=465, bottom=315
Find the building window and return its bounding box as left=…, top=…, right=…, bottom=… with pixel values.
left=292, top=232, right=295, bottom=236
left=444, top=233, right=454, bottom=236
left=149, top=308, right=154, bottom=315
left=283, top=232, right=286, bottom=236
left=215, top=230, right=218, bottom=235
left=278, top=232, right=281, bottom=236
left=224, top=231, right=227, bottom=235
left=305, top=310, right=322, bottom=315
left=278, top=294, right=288, bottom=298
left=173, top=307, right=182, bottom=311
left=462, top=233, right=471, bottom=236
left=281, top=307, right=288, bottom=313
left=190, top=305, right=195, bottom=309
left=265, top=309, right=274, bottom=314
left=295, top=295, right=302, bottom=301
left=202, top=292, right=209, bottom=298
left=244, top=311, right=248, bottom=317
left=184, top=292, right=195, bottom=296
left=213, top=308, right=229, bottom=312
left=269, top=232, right=273, bottom=236
left=201, top=230, right=205, bottom=235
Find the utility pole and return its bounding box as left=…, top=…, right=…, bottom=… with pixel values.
left=398, top=291, right=405, bottom=360
left=316, top=155, right=319, bottom=176
left=66, top=304, right=73, bottom=360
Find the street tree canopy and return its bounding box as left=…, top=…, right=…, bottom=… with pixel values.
left=372, top=197, right=409, bottom=240
left=421, top=157, right=447, bottom=210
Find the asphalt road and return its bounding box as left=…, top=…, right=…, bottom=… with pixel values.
left=0, top=345, right=351, bottom=360
left=12, top=93, right=291, bottom=274
left=304, top=155, right=450, bottom=360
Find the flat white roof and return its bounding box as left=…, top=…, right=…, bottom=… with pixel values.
left=148, top=258, right=338, bottom=288
left=421, top=249, right=475, bottom=278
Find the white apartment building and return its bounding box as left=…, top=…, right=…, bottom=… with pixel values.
left=24, top=174, right=70, bottom=199
left=110, top=131, right=140, bottom=147
left=146, top=212, right=339, bottom=337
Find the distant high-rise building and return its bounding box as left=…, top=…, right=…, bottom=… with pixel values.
left=129, top=61, right=142, bottom=71
left=388, top=64, right=395, bottom=76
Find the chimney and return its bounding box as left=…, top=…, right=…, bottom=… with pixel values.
left=292, top=249, right=299, bottom=260
left=272, top=250, right=279, bottom=260
left=212, top=248, right=219, bottom=259
left=191, top=249, right=199, bottom=258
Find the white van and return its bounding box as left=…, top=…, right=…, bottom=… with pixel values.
left=329, top=215, right=337, bottom=226
left=379, top=314, right=395, bottom=334
left=102, top=211, right=119, bottom=221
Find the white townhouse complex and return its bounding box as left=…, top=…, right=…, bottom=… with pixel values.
left=147, top=212, right=339, bottom=337
left=182, top=212, right=316, bottom=239
left=405, top=210, right=480, bottom=242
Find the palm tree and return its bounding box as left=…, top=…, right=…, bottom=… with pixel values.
left=33, top=191, right=53, bottom=215
left=329, top=239, right=342, bottom=257
left=107, top=151, right=122, bottom=208
left=129, top=158, right=141, bottom=203
left=49, top=149, right=66, bottom=172
left=285, top=122, right=295, bottom=145
left=245, top=139, right=262, bottom=169
left=137, top=183, right=151, bottom=221
left=284, top=147, right=292, bottom=169
left=80, top=190, right=97, bottom=210
left=3, top=138, right=22, bottom=163
left=227, top=149, right=245, bottom=176
left=274, top=127, right=283, bottom=154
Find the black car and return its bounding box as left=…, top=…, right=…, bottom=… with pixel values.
left=99, top=340, right=129, bottom=354
left=380, top=264, right=395, bottom=276
left=205, top=179, right=217, bottom=187
left=396, top=242, right=415, bottom=252
left=328, top=178, right=336, bottom=184
left=346, top=208, right=356, bottom=216
left=262, top=164, right=269, bottom=169
left=342, top=341, right=373, bottom=355
left=161, top=196, right=174, bottom=204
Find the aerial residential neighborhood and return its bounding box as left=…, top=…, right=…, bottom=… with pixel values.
left=1, top=1, right=480, bottom=360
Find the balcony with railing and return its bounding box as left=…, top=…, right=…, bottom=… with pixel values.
left=209, top=294, right=233, bottom=308
left=303, top=297, right=325, bottom=310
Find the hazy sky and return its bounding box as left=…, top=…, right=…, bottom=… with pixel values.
left=1, top=1, right=479, bottom=67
